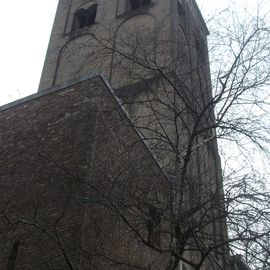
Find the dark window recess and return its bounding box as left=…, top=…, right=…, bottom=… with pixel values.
left=147, top=206, right=161, bottom=246
left=129, top=0, right=151, bottom=11
left=177, top=2, right=185, bottom=15
left=195, top=37, right=207, bottom=63
left=73, top=4, right=97, bottom=30
left=7, top=241, right=20, bottom=270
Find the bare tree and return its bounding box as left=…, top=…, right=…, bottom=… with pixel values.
left=77, top=1, right=270, bottom=269
left=1, top=1, right=270, bottom=270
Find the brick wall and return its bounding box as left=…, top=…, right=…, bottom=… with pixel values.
left=0, top=76, right=169, bottom=269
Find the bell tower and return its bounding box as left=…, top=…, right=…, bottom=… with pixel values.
left=38, top=0, right=209, bottom=91
left=38, top=0, right=212, bottom=185
left=37, top=1, right=231, bottom=269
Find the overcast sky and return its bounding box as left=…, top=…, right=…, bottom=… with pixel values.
left=0, top=0, right=262, bottom=106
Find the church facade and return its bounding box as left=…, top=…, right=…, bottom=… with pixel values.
left=0, top=0, right=237, bottom=269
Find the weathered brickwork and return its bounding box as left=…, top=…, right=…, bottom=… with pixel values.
left=0, top=76, right=170, bottom=269
left=0, top=1, right=231, bottom=269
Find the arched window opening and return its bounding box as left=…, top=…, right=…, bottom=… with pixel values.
left=129, top=0, right=151, bottom=11
left=73, top=4, right=98, bottom=31
left=147, top=205, right=161, bottom=246
left=177, top=1, right=185, bottom=16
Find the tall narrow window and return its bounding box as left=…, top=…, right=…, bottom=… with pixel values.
left=129, top=0, right=151, bottom=11
left=147, top=205, right=161, bottom=246
left=195, top=37, right=207, bottom=64
left=7, top=241, right=20, bottom=270
left=73, top=4, right=98, bottom=31
left=177, top=1, right=185, bottom=16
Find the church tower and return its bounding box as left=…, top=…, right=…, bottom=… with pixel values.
left=38, top=1, right=230, bottom=269
left=38, top=0, right=209, bottom=92
left=39, top=0, right=213, bottom=179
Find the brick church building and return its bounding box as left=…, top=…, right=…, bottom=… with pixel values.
left=0, top=0, right=246, bottom=269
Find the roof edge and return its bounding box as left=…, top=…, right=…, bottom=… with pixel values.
left=0, top=73, right=102, bottom=113
left=0, top=73, right=172, bottom=185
